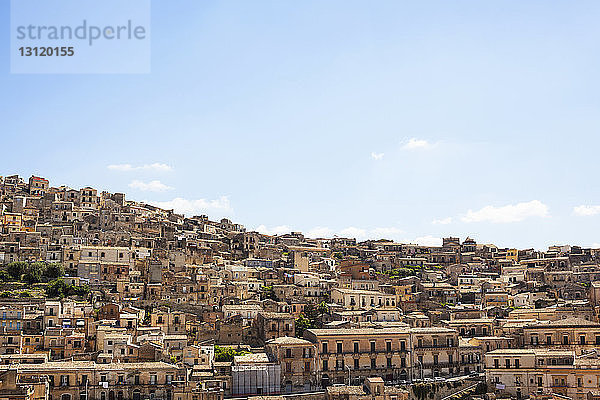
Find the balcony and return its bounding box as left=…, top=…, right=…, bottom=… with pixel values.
left=414, top=345, right=456, bottom=350
left=420, top=361, right=459, bottom=369
left=325, top=349, right=410, bottom=357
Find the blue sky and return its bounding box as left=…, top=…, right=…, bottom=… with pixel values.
left=2, top=1, right=600, bottom=249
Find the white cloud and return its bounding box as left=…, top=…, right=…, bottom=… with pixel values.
left=592, top=243, right=600, bottom=249
left=255, top=225, right=292, bottom=236
left=573, top=205, right=600, bottom=216
left=370, top=227, right=405, bottom=237
left=371, top=152, right=385, bottom=160
left=303, top=226, right=403, bottom=241
left=413, top=235, right=442, bottom=246
left=461, top=200, right=549, bottom=223
left=149, top=196, right=232, bottom=216
left=306, top=226, right=334, bottom=238
left=302, top=226, right=438, bottom=246
left=128, top=180, right=173, bottom=192
left=108, top=163, right=173, bottom=172
left=402, top=138, right=431, bottom=150
left=339, top=227, right=368, bottom=239
left=432, top=217, right=453, bottom=225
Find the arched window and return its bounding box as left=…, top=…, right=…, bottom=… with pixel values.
left=61, top=394, right=72, bottom=400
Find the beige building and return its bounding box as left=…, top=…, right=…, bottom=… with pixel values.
left=14, top=361, right=183, bottom=400
left=523, top=317, right=600, bottom=355
left=330, top=288, right=397, bottom=310
left=485, top=348, right=600, bottom=400
left=326, top=377, right=408, bottom=400
left=265, top=336, right=317, bottom=393
left=411, top=327, right=459, bottom=379
left=151, top=310, right=186, bottom=335
left=303, top=327, right=412, bottom=386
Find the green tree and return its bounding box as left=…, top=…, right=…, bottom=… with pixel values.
left=44, top=279, right=88, bottom=299
left=261, top=285, right=278, bottom=301
left=45, top=278, right=68, bottom=298
left=43, top=263, right=65, bottom=281
left=6, top=262, right=27, bottom=281
left=214, top=346, right=248, bottom=362
left=295, top=302, right=329, bottom=338
left=295, top=314, right=313, bottom=338
left=23, top=262, right=44, bottom=284
left=0, top=270, right=12, bottom=282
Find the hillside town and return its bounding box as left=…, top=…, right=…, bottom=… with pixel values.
left=1, top=173, right=600, bottom=400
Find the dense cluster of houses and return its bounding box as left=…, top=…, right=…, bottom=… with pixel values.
left=1, top=174, right=600, bottom=400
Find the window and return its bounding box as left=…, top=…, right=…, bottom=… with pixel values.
left=494, top=359, right=499, bottom=368
left=371, top=358, right=376, bottom=369
left=286, top=349, right=292, bottom=358
left=515, top=359, right=520, bottom=369
left=505, top=359, right=510, bottom=368
left=563, top=335, right=569, bottom=345
left=149, top=375, right=157, bottom=385
left=531, top=336, right=538, bottom=345
left=546, top=335, right=552, bottom=345
left=386, top=341, right=392, bottom=352
left=322, top=342, right=328, bottom=354
left=387, top=357, right=392, bottom=368
left=580, top=336, right=586, bottom=345
left=354, top=358, right=359, bottom=369
left=353, top=342, right=359, bottom=353
left=303, top=348, right=312, bottom=358
left=400, top=341, right=406, bottom=351
left=323, top=360, right=328, bottom=371
left=370, top=341, right=376, bottom=352
left=433, top=355, right=438, bottom=365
